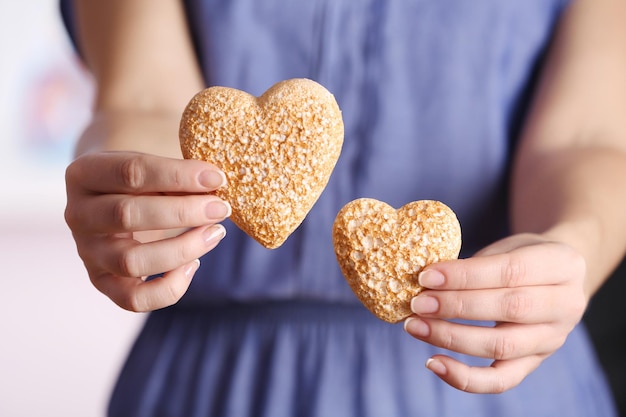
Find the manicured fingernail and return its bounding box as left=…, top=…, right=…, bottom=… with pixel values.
left=411, top=295, right=439, bottom=314
left=418, top=269, right=445, bottom=288
left=404, top=317, right=430, bottom=337
left=199, top=169, right=226, bottom=189
left=184, top=259, right=200, bottom=278
left=426, top=358, right=447, bottom=376
left=203, top=224, right=226, bottom=244
left=206, top=200, right=231, bottom=219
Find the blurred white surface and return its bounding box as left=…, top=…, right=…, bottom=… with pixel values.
left=0, top=223, right=144, bottom=417
left=0, top=2, right=143, bottom=416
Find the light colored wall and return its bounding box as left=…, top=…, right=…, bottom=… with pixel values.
left=0, top=2, right=144, bottom=416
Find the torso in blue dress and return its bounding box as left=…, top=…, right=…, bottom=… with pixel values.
left=180, top=0, right=562, bottom=305
left=98, top=1, right=618, bottom=415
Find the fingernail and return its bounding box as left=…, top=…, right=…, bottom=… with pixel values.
left=426, top=358, right=447, bottom=376
left=404, top=317, right=430, bottom=337
left=199, top=169, right=226, bottom=189
left=411, top=295, right=439, bottom=315
left=184, top=259, right=200, bottom=278
left=418, top=269, right=445, bottom=288
left=203, top=224, right=226, bottom=244
left=206, top=200, right=231, bottom=219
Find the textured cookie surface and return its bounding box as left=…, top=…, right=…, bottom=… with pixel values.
left=333, top=199, right=462, bottom=323
left=180, top=78, right=344, bottom=248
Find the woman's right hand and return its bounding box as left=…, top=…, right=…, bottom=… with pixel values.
left=64, top=151, right=231, bottom=312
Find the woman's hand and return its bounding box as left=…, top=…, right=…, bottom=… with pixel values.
left=65, top=151, right=231, bottom=312
left=404, top=233, right=588, bottom=393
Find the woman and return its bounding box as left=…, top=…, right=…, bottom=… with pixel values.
left=62, top=0, right=626, bottom=415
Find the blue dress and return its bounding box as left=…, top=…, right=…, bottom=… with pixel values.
left=62, top=0, right=618, bottom=416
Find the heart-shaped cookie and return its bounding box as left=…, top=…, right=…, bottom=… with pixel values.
left=180, top=78, right=344, bottom=248
left=333, top=198, right=462, bottom=323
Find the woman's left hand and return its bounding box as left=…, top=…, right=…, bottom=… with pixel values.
left=404, top=233, right=588, bottom=393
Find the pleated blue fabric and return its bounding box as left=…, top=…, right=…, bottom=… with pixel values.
left=109, top=302, right=615, bottom=417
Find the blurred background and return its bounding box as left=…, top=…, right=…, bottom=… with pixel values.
left=0, top=2, right=143, bottom=416
left=0, top=2, right=624, bottom=417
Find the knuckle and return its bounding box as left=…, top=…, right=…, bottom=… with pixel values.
left=491, top=377, right=508, bottom=394
left=113, top=198, right=138, bottom=230
left=453, top=297, right=468, bottom=318
left=172, top=165, right=184, bottom=188
left=462, top=370, right=516, bottom=394
left=491, top=334, right=517, bottom=360
left=457, top=266, right=471, bottom=289
left=119, top=290, right=148, bottom=313
left=64, top=194, right=83, bottom=231
left=459, top=374, right=472, bottom=393
left=175, top=202, right=193, bottom=225
left=501, top=255, right=525, bottom=288
left=118, top=248, right=143, bottom=278
left=502, top=290, right=532, bottom=322
left=122, top=276, right=186, bottom=313
left=439, top=329, right=459, bottom=352
left=64, top=204, right=78, bottom=229
left=119, top=156, right=146, bottom=191
left=65, top=158, right=82, bottom=183
left=175, top=242, right=194, bottom=265
left=75, top=241, right=92, bottom=265
left=65, top=165, right=76, bottom=185
left=549, top=242, right=586, bottom=284
left=163, top=279, right=186, bottom=304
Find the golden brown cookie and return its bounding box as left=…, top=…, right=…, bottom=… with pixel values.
left=333, top=198, right=462, bottom=323
left=180, top=78, right=344, bottom=248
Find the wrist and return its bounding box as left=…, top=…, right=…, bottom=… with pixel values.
left=75, top=110, right=183, bottom=158
left=538, top=218, right=605, bottom=298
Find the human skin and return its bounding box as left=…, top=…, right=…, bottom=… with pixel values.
left=64, top=0, right=626, bottom=394
left=64, top=0, right=224, bottom=311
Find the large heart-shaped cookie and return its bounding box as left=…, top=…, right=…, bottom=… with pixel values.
left=333, top=199, right=462, bottom=323
left=180, top=78, right=344, bottom=248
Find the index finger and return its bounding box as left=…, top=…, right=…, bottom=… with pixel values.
left=419, top=242, right=583, bottom=290
left=66, top=151, right=226, bottom=194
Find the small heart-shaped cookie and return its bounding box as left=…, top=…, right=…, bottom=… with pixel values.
left=180, top=79, right=344, bottom=248
left=333, top=199, right=462, bottom=323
